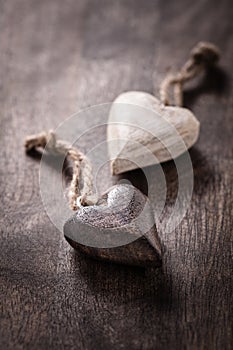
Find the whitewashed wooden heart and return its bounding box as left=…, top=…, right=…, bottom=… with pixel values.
left=107, top=91, right=200, bottom=175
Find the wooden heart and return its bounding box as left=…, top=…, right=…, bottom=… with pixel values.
left=64, top=184, right=162, bottom=267
left=107, top=91, right=200, bottom=174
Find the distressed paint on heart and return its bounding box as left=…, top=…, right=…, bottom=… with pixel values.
left=107, top=91, right=200, bottom=175
left=64, top=184, right=162, bottom=267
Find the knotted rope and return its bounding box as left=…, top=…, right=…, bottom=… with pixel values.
left=25, top=42, right=220, bottom=209
left=24, top=130, right=97, bottom=210
left=159, top=41, right=220, bottom=106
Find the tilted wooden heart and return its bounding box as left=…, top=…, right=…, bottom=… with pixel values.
left=64, top=184, right=162, bottom=267
left=107, top=91, right=200, bottom=175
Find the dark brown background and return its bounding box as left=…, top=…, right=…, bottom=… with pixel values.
left=0, top=0, right=232, bottom=349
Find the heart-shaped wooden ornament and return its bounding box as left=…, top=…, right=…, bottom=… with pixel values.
left=107, top=91, right=200, bottom=175
left=64, top=184, right=162, bottom=267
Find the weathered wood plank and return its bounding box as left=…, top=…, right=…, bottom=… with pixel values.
left=0, top=0, right=232, bottom=349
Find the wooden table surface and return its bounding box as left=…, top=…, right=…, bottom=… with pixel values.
left=0, top=0, right=232, bottom=349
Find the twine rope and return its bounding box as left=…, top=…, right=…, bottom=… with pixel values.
left=159, top=41, right=220, bottom=106
left=25, top=42, right=220, bottom=210
left=24, top=130, right=97, bottom=210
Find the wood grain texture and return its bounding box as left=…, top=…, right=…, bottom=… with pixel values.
left=107, top=91, right=200, bottom=174
left=64, top=184, right=162, bottom=267
left=0, top=0, right=232, bottom=349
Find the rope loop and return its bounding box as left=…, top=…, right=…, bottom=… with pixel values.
left=159, top=41, right=220, bottom=106
left=25, top=131, right=97, bottom=210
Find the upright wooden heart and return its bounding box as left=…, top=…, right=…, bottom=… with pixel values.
left=64, top=184, right=162, bottom=267
left=107, top=91, right=200, bottom=174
